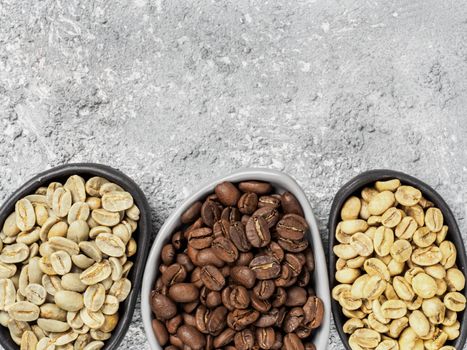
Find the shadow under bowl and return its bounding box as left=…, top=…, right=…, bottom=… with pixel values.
left=328, top=169, right=467, bottom=350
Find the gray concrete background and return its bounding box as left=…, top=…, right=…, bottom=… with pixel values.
left=1, top=0, right=467, bottom=348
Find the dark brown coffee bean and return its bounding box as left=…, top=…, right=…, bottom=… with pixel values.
left=166, top=315, right=183, bottom=334
left=200, top=265, right=225, bottom=291
left=227, top=308, right=260, bottom=331
left=215, top=182, right=241, bottom=206
left=196, top=248, right=225, bottom=267
left=239, top=181, right=272, bottom=195
left=205, top=335, right=214, bottom=350
left=213, top=328, right=236, bottom=348
left=162, top=263, right=187, bottom=286
left=195, top=305, right=210, bottom=334
left=229, top=221, right=251, bottom=252
left=221, top=206, right=241, bottom=222
left=277, top=237, right=308, bottom=253
left=187, top=245, right=199, bottom=263
left=271, top=287, right=287, bottom=308
left=249, top=255, right=281, bottom=280
left=271, top=331, right=283, bottom=350
left=285, top=287, right=307, bottom=307
left=221, top=265, right=231, bottom=277
left=254, top=307, right=281, bottom=327
left=188, top=227, right=213, bottom=249
left=201, top=200, right=222, bottom=227
left=168, top=283, right=199, bottom=303
left=251, top=292, right=271, bottom=313
left=234, top=329, right=255, bottom=350
left=176, top=253, right=194, bottom=273
left=161, top=244, right=176, bottom=265
left=211, top=237, right=238, bottom=263
left=263, top=242, right=284, bottom=263
left=275, top=265, right=294, bottom=288
left=276, top=214, right=308, bottom=240
left=154, top=277, right=167, bottom=295
left=303, top=296, right=324, bottom=329
left=206, top=305, right=228, bottom=335
left=275, top=307, right=287, bottom=327
left=230, top=266, right=256, bottom=288
left=183, top=300, right=199, bottom=313
left=297, top=269, right=310, bottom=287
left=186, top=217, right=204, bottom=234
left=281, top=192, right=304, bottom=217
left=152, top=319, right=169, bottom=346
left=238, top=192, right=258, bottom=215
left=230, top=285, right=250, bottom=309
left=151, top=292, right=177, bottom=320
left=241, top=215, right=251, bottom=226
left=304, top=343, right=316, bottom=350
left=213, top=219, right=230, bottom=238
left=172, top=231, right=184, bottom=250
left=256, top=327, right=275, bottom=349
left=177, top=325, right=206, bottom=350
left=190, top=267, right=203, bottom=288
left=283, top=333, right=304, bottom=350
left=304, top=248, right=314, bottom=272
left=258, top=195, right=281, bottom=209
left=296, top=326, right=312, bottom=339
left=253, top=280, right=275, bottom=300
left=246, top=216, right=271, bottom=247
left=284, top=254, right=303, bottom=277
left=181, top=201, right=203, bottom=224
left=253, top=207, right=280, bottom=229
left=169, top=334, right=184, bottom=348
left=284, top=307, right=305, bottom=333
left=236, top=252, right=254, bottom=266
left=221, top=286, right=234, bottom=311
left=164, top=346, right=178, bottom=350
left=205, top=290, right=222, bottom=308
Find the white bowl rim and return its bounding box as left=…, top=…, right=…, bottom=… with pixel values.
left=141, top=168, right=331, bottom=349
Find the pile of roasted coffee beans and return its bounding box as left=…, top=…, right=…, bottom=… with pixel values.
left=150, top=181, right=324, bottom=350
left=333, top=179, right=466, bottom=350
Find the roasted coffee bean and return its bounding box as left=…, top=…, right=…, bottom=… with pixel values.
left=234, top=329, right=255, bottom=350
left=200, top=265, right=225, bottom=291
left=283, top=333, right=304, bottom=350
left=250, top=256, right=281, bottom=280
left=230, top=266, right=256, bottom=289
left=188, top=228, right=213, bottom=250
left=281, top=192, right=304, bottom=216
left=181, top=201, right=202, bottom=224
left=205, top=290, right=222, bottom=308
left=227, top=309, right=260, bottom=331
left=161, top=244, right=176, bottom=265
left=213, top=219, right=230, bottom=238
left=201, top=200, right=222, bottom=227
left=284, top=254, right=303, bottom=277
left=161, top=264, right=187, bottom=286
left=256, top=327, right=275, bottom=349
left=272, top=288, right=287, bottom=308
left=277, top=237, right=309, bottom=253
left=230, top=286, right=250, bottom=309
left=238, top=193, right=258, bottom=215
left=255, top=308, right=281, bottom=328
left=177, top=325, right=206, bottom=350
left=251, top=292, right=271, bottom=313
left=221, top=206, right=241, bottom=222
left=152, top=319, right=169, bottom=346
left=277, top=214, right=308, bottom=241
left=237, top=252, right=254, bottom=266
left=168, top=283, right=199, bottom=303
left=303, top=296, right=324, bottom=329
left=239, top=181, right=272, bottom=195
left=285, top=287, right=307, bottom=307
left=211, top=237, right=238, bottom=263
left=151, top=292, right=177, bottom=320
left=264, top=242, right=285, bottom=263
left=253, top=280, right=275, bottom=300
left=284, top=307, right=305, bottom=333
left=206, top=306, right=228, bottom=335
left=195, top=248, right=225, bottom=268
left=215, top=182, right=241, bottom=206
left=171, top=231, right=184, bottom=250
left=229, top=222, right=251, bottom=252
left=213, top=328, right=235, bottom=348
left=253, top=207, right=280, bottom=229
left=176, top=253, right=194, bottom=273
left=166, top=315, right=183, bottom=334
left=246, top=216, right=271, bottom=247
left=258, top=195, right=281, bottom=209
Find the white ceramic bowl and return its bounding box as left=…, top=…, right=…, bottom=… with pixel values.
left=141, top=168, right=331, bottom=349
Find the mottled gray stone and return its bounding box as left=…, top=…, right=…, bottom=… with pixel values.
left=1, top=0, right=467, bottom=349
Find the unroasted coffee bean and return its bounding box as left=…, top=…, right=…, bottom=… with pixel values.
left=250, top=256, right=281, bottom=280
left=246, top=216, right=271, bottom=248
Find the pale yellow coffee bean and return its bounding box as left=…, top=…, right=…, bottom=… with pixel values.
left=53, top=188, right=72, bottom=218
left=83, top=340, right=104, bottom=350
left=126, top=238, right=137, bottom=257
left=40, top=303, right=67, bottom=321
left=439, top=241, right=456, bottom=268
left=8, top=301, right=40, bottom=321
left=398, top=327, right=420, bottom=350
left=361, top=187, right=379, bottom=202
left=442, top=309, right=457, bottom=327
left=48, top=221, right=70, bottom=239
left=125, top=218, right=137, bottom=233
left=359, top=200, right=370, bottom=220
left=39, top=242, right=56, bottom=257
left=346, top=256, right=365, bottom=269
left=364, top=258, right=390, bottom=281
left=375, top=179, right=401, bottom=192
left=381, top=299, right=407, bottom=319
left=375, top=339, right=398, bottom=350
left=373, top=226, right=394, bottom=257
left=91, top=209, right=120, bottom=227
left=24, top=194, right=48, bottom=206
left=351, top=328, right=381, bottom=348
left=412, top=273, right=437, bottom=298
left=89, top=329, right=111, bottom=341
left=87, top=216, right=98, bottom=229
left=341, top=196, right=361, bottom=221
left=72, top=255, right=94, bottom=270
left=367, top=215, right=382, bottom=226
left=439, top=347, right=456, bottom=350
left=61, top=273, right=87, bottom=293
left=125, top=204, right=140, bottom=221
left=20, top=330, right=38, bottom=350
left=80, top=308, right=105, bottom=329
left=404, top=204, right=424, bottom=226
left=444, top=292, right=466, bottom=312
left=351, top=274, right=370, bottom=299
left=67, top=311, right=84, bottom=329
left=15, top=198, right=36, bottom=232
left=86, top=197, right=101, bottom=211
left=339, top=290, right=362, bottom=310
left=68, top=202, right=90, bottom=224
left=381, top=207, right=402, bottom=228
left=99, top=313, right=118, bottom=333
left=367, top=313, right=388, bottom=333
left=112, top=222, right=132, bottom=244
left=436, top=225, right=448, bottom=244
left=42, top=275, right=63, bottom=296
left=55, top=291, right=84, bottom=312
left=46, top=181, right=62, bottom=205
left=29, top=242, right=39, bottom=260
left=55, top=331, right=79, bottom=346
left=51, top=251, right=72, bottom=275
left=350, top=233, right=374, bottom=257
left=390, top=239, right=412, bottom=263
left=404, top=267, right=424, bottom=284
left=425, top=264, right=446, bottom=279
left=101, top=191, right=133, bottom=212
left=89, top=226, right=111, bottom=240
left=0, top=261, right=17, bottom=278
left=74, top=334, right=91, bottom=350
left=392, top=276, right=414, bottom=301
left=67, top=220, right=89, bottom=243
left=425, top=207, right=443, bottom=233
left=442, top=321, right=460, bottom=340
left=79, top=241, right=102, bottom=262
left=395, top=186, right=421, bottom=206
left=0, top=242, right=29, bottom=264
left=336, top=268, right=360, bottom=284
left=336, top=258, right=347, bottom=271
left=425, top=329, right=448, bottom=350
left=36, top=337, right=55, bottom=350
left=341, top=220, right=369, bottom=235
left=37, top=318, right=70, bottom=332
left=372, top=299, right=389, bottom=324
left=64, top=175, right=86, bottom=203
left=334, top=244, right=358, bottom=260
left=101, top=295, right=118, bottom=315
left=8, top=318, right=31, bottom=345
left=39, top=216, right=60, bottom=241
left=0, top=278, right=17, bottom=311
left=362, top=275, right=386, bottom=300
left=332, top=284, right=351, bottom=301
left=412, top=246, right=442, bottom=266
left=35, top=204, right=49, bottom=227
left=83, top=284, right=105, bottom=312
left=388, top=317, right=408, bottom=338
left=24, top=283, right=46, bottom=305
left=17, top=227, right=41, bottom=245
left=3, top=212, right=20, bottom=237
left=446, top=268, right=465, bottom=292
left=408, top=310, right=430, bottom=337
left=80, top=260, right=111, bottom=285
left=413, top=227, right=436, bottom=248
left=39, top=256, right=57, bottom=275
left=422, top=297, right=445, bottom=317
left=95, top=233, right=125, bottom=257
left=49, top=237, right=79, bottom=256
left=109, top=257, right=123, bottom=281
left=99, top=182, right=123, bottom=197
left=85, top=177, right=109, bottom=197
left=368, top=191, right=395, bottom=216
left=109, top=278, right=131, bottom=301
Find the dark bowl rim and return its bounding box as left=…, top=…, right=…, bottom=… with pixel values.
left=328, top=169, right=467, bottom=350
left=0, top=163, right=152, bottom=350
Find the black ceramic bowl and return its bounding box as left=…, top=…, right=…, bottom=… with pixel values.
left=0, top=163, right=151, bottom=350
left=328, top=169, right=467, bottom=350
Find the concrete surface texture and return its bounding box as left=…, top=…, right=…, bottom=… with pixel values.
left=1, top=0, right=467, bottom=348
